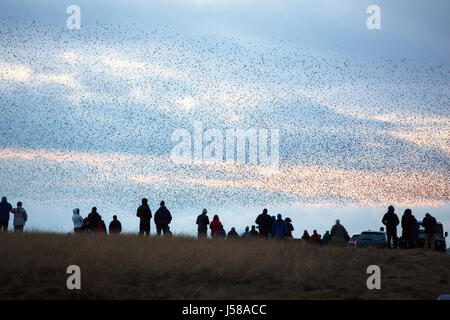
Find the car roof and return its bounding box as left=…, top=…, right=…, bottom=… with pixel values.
left=417, top=220, right=443, bottom=225
left=360, top=231, right=384, bottom=234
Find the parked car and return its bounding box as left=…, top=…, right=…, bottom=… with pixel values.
left=416, top=220, right=448, bottom=252
left=348, top=234, right=360, bottom=246
left=355, top=231, right=387, bottom=249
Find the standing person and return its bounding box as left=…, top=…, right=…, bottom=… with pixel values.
left=11, top=202, right=27, bottom=232
left=310, top=230, right=322, bottom=245
left=382, top=205, right=400, bottom=249
left=250, top=225, right=259, bottom=237
left=301, top=230, right=311, bottom=242
left=330, top=219, right=349, bottom=244
left=136, top=198, right=152, bottom=236
left=109, top=215, right=122, bottom=234
left=227, top=227, right=239, bottom=238
left=401, top=209, right=417, bottom=249
left=272, top=214, right=289, bottom=240
left=285, top=218, right=294, bottom=238
left=0, top=196, right=12, bottom=231
left=72, top=208, right=84, bottom=233
left=422, top=213, right=437, bottom=250
left=154, top=201, right=172, bottom=236
left=322, top=231, right=331, bottom=245
left=87, top=207, right=101, bottom=233
left=97, top=215, right=107, bottom=234
left=210, top=215, right=223, bottom=238
left=242, top=226, right=251, bottom=238
left=255, top=208, right=273, bottom=238
left=196, top=208, right=210, bottom=239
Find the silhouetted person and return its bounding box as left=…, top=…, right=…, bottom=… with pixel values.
left=330, top=219, right=349, bottom=244
left=219, top=229, right=226, bottom=238
left=255, top=208, right=273, bottom=238
left=97, top=215, right=107, bottom=234
left=285, top=217, right=294, bottom=238
left=0, top=196, right=12, bottom=231
left=109, top=215, right=122, bottom=234
left=382, top=205, right=399, bottom=249
left=196, top=208, right=210, bottom=238
left=250, top=225, right=259, bottom=237
left=72, top=208, right=84, bottom=233
left=227, top=227, right=239, bottom=238
left=81, top=217, right=90, bottom=232
left=272, top=214, right=289, bottom=240
left=401, top=209, right=417, bottom=249
left=210, top=215, right=223, bottom=238
left=422, top=213, right=437, bottom=249
left=302, top=230, right=310, bottom=241
left=11, top=201, right=27, bottom=232
left=242, top=226, right=251, bottom=238
left=154, top=201, right=172, bottom=236
left=136, top=198, right=152, bottom=236
left=87, top=207, right=101, bottom=233
left=310, top=230, right=322, bottom=245
left=322, top=231, right=331, bottom=246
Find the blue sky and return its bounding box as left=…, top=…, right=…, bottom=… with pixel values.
left=0, top=0, right=449, bottom=237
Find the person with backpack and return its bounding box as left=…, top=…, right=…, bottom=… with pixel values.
left=136, top=198, right=152, bottom=236
left=196, top=208, right=210, bottom=239
left=72, top=208, right=84, bottom=233
left=109, top=215, right=122, bottom=234
left=255, top=208, right=273, bottom=238
left=0, top=196, right=12, bottom=231
left=310, top=230, right=322, bottom=246
left=285, top=217, right=294, bottom=238
left=272, top=214, right=289, bottom=240
left=382, top=205, right=400, bottom=249
left=154, top=201, right=172, bottom=236
left=210, top=215, right=223, bottom=238
left=330, top=219, right=349, bottom=244
left=422, top=213, right=437, bottom=250
left=250, top=225, right=259, bottom=237
left=11, top=201, right=28, bottom=232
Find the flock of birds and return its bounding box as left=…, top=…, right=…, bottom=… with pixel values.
left=0, top=18, right=448, bottom=223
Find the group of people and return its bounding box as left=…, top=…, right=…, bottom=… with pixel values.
left=381, top=205, right=438, bottom=249
left=71, top=199, right=173, bottom=236
left=72, top=207, right=120, bottom=234
left=1, top=195, right=441, bottom=250
left=195, top=208, right=349, bottom=245
left=0, top=197, right=28, bottom=232
left=195, top=209, right=298, bottom=240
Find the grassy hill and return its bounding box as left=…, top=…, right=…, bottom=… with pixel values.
left=0, top=232, right=449, bottom=299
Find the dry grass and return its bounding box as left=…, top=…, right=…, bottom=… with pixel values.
left=0, top=232, right=449, bottom=299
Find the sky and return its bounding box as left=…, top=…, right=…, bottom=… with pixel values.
left=0, top=0, right=449, bottom=239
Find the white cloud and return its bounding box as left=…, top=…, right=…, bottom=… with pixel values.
left=0, top=62, right=33, bottom=83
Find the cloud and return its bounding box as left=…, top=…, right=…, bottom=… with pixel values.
left=0, top=62, right=33, bottom=83
left=1, top=147, right=448, bottom=208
